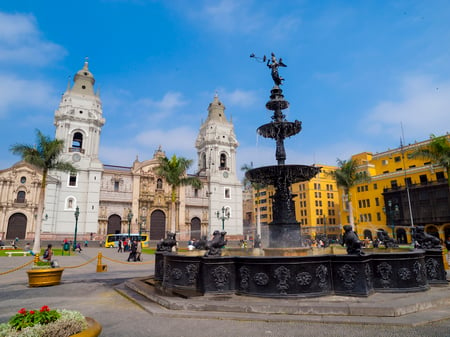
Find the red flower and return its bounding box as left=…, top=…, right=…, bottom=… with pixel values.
left=18, top=308, right=27, bottom=314
left=40, top=305, right=50, bottom=312
left=29, top=310, right=35, bottom=314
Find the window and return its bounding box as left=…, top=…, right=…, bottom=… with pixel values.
left=224, top=187, right=230, bottom=199
left=419, top=175, right=428, bottom=184
left=394, top=156, right=401, bottom=162
left=405, top=177, right=412, bottom=186
left=114, top=181, right=119, bottom=192
left=377, top=212, right=381, bottom=221
left=71, top=132, right=83, bottom=152
left=373, top=183, right=377, bottom=190
left=382, top=159, right=388, bottom=165
left=390, top=180, right=398, bottom=189
left=16, top=191, right=26, bottom=203
left=436, top=172, right=445, bottom=181
left=220, top=153, right=227, bottom=169
left=69, top=173, right=77, bottom=187
left=375, top=197, right=379, bottom=206
left=194, top=189, right=199, bottom=197
left=20, top=176, right=26, bottom=184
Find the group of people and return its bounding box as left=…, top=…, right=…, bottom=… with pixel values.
left=117, top=239, right=142, bottom=262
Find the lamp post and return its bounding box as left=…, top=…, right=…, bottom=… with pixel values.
left=384, top=200, right=399, bottom=239
left=73, top=206, right=80, bottom=251
left=127, top=209, right=133, bottom=239
left=216, top=206, right=230, bottom=231
left=139, top=216, right=146, bottom=238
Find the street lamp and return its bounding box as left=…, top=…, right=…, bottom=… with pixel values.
left=127, top=209, right=133, bottom=239
left=73, top=206, right=80, bottom=251
left=216, top=206, right=230, bottom=230
left=383, top=200, right=399, bottom=239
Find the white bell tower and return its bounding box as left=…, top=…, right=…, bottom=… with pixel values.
left=195, top=95, right=243, bottom=236
left=43, top=60, right=105, bottom=237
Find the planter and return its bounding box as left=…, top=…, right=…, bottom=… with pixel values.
left=26, top=267, right=64, bottom=287
left=71, top=317, right=102, bottom=337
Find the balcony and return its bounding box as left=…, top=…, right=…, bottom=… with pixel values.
left=69, top=147, right=85, bottom=154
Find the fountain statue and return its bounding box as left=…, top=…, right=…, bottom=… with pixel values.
left=246, top=52, right=320, bottom=248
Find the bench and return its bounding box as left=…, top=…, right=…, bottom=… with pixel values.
left=6, top=251, right=29, bottom=257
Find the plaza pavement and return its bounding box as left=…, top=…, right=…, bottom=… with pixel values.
left=0, top=247, right=450, bottom=337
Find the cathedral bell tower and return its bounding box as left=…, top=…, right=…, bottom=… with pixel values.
left=43, top=60, right=105, bottom=236
left=195, top=95, right=243, bottom=236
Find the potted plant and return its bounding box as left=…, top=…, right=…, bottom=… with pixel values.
left=0, top=305, right=102, bottom=337
left=26, top=256, right=64, bottom=287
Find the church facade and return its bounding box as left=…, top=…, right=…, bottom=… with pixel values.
left=0, top=62, right=243, bottom=243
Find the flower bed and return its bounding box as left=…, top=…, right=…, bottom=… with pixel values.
left=0, top=306, right=100, bottom=337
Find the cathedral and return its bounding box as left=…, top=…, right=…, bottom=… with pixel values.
left=0, top=62, right=243, bottom=243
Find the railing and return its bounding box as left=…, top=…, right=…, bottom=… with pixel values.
left=69, top=147, right=85, bottom=154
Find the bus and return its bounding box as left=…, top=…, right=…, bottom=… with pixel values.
left=104, top=233, right=149, bottom=248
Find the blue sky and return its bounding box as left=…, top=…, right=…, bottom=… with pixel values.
left=1, top=0, right=449, bottom=180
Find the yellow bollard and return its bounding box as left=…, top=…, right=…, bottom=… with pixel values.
left=34, top=254, right=40, bottom=265
left=443, top=248, right=449, bottom=270
left=96, top=251, right=108, bottom=272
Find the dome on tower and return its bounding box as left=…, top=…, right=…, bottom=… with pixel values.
left=71, top=59, right=96, bottom=95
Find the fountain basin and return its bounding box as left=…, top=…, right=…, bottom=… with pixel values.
left=154, top=249, right=447, bottom=298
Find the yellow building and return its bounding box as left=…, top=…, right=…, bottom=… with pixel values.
left=341, top=135, right=450, bottom=243
left=252, top=164, right=340, bottom=242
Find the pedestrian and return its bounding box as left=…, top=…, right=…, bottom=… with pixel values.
left=43, top=244, right=53, bottom=261
left=127, top=240, right=137, bottom=262
left=136, top=240, right=142, bottom=261
left=123, top=239, right=128, bottom=252
left=117, top=239, right=123, bottom=253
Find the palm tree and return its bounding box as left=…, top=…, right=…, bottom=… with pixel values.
left=10, top=130, right=77, bottom=254
left=241, top=163, right=265, bottom=238
left=156, top=154, right=202, bottom=233
left=411, top=134, right=450, bottom=189
left=332, top=158, right=370, bottom=231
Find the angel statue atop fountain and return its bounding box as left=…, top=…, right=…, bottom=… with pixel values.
left=267, top=52, right=287, bottom=86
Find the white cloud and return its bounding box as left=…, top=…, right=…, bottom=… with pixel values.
left=0, top=74, right=55, bottom=117
left=363, top=76, right=450, bottom=141
left=220, top=89, right=259, bottom=107
left=176, top=0, right=300, bottom=36
left=135, top=126, right=198, bottom=153
left=0, top=12, right=66, bottom=66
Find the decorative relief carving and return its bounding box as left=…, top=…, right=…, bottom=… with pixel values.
left=254, top=272, right=269, bottom=286
left=398, top=267, right=411, bottom=281
left=425, top=258, right=440, bottom=280
left=212, top=265, right=230, bottom=291
left=315, top=264, right=329, bottom=290
left=376, top=262, right=393, bottom=288
left=337, top=264, right=358, bottom=290
left=186, top=264, right=198, bottom=285
left=239, top=266, right=250, bottom=290
left=295, top=272, right=312, bottom=287
left=413, top=260, right=426, bottom=283
left=274, top=266, right=291, bottom=294
left=365, top=263, right=373, bottom=288
left=171, top=268, right=183, bottom=280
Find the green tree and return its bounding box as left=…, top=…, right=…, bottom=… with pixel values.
left=411, top=134, right=450, bottom=188
left=10, top=130, right=77, bottom=254
left=241, top=163, right=266, bottom=238
left=332, top=158, right=370, bottom=231
left=156, top=155, right=202, bottom=233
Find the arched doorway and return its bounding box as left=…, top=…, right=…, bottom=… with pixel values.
left=426, top=225, right=440, bottom=240
left=190, top=217, right=201, bottom=240
left=396, top=228, right=407, bottom=244
left=150, top=210, right=166, bottom=240
left=107, top=215, right=122, bottom=234
left=6, top=213, right=27, bottom=240
left=363, top=229, right=373, bottom=241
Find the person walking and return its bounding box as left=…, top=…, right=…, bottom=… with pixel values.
left=117, top=239, right=123, bottom=253
left=127, top=240, right=137, bottom=262
left=136, top=240, right=142, bottom=261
